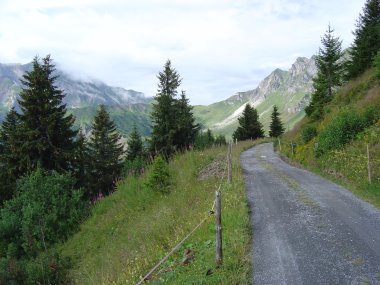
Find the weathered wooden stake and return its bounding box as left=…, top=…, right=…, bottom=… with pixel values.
left=278, top=138, right=282, bottom=152
left=235, top=138, right=237, bottom=146
left=215, top=191, right=223, bottom=267
left=291, top=142, right=294, bottom=156
left=227, top=143, right=232, bottom=183
left=367, top=144, right=372, bottom=184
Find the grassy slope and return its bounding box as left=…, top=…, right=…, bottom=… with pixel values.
left=280, top=69, right=380, bottom=207
left=194, top=91, right=307, bottom=138
left=60, top=140, right=267, bottom=284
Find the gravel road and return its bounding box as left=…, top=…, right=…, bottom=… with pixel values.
left=241, top=143, right=380, bottom=285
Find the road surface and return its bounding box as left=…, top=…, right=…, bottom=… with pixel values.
left=241, top=143, right=380, bottom=285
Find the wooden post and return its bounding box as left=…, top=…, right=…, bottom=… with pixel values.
left=291, top=142, right=294, bottom=156
left=278, top=138, right=282, bottom=152
left=235, top=138, right=237, bottom=146
left=215, top=191, right=223, bottom=267
left=367, top=144, right=372, bottom=184
left=227, top=143, right=232, bottom=183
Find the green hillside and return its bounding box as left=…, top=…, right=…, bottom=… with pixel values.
left=59, top=140, right=268, bottom=284
left=279, top=69, right=380, bottom=207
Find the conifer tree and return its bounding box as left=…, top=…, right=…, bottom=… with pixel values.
left=305, top=25, right=343, bottom=119
left=0, top=108, right=22, bottom=203
left=346, top=0, right=380, bottom=79
left=269, top=105, right=285, bottom=137
left=87, top=105, right=124, bottom=197
left=173, top=91, right=199, bottom=150
left=17, top=55, right=77, bottom=172
left=233, top=104, right=264, bottom=141
left=126, top=125, right=144, bottom=161
left=73, top=129, right=89, bottom=190
left=150, top=60, right=182, bottom=157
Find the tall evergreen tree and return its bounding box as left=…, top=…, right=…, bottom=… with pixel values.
left=269, top=105, right=285, bottom=137
left=87, top=105, right=124, bottom=197
left=126, top=125, right=144, bottom=161
left=346, top=0, right=380, bottom=79
left=233, top=104, right=264, bottom=141
left=17, top=55, right=77, bottom=172
left=73, top=129, right=90, bottom=190
left=150, top=60, right=182, bottom=157
left=305, top=25, right=343, bottom=119
left=173, top=91, right=199, bottom=150
left=0, top=108, right=22, bottom=203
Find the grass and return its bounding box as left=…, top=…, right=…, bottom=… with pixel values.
left=279, top=69, right=380, bottom=208
left=60, top=140, right=264, bottom=284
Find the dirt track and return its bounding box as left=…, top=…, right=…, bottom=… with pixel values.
left=241, top=143, right=380, bottom=285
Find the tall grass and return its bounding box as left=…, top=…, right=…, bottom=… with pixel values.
left=60, top=140, right=262, bottom=284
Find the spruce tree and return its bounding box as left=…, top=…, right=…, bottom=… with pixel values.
left=346, top=0, right=380, bottom=79
left=173, top=91, right=199, bottom=150
left=18, top=55, right=77, bottom=172
left=233, top=104, right=264, bottom=141
left=73, top=129, right=90, bottom=191
left=0, top=108, right=22, bottom=203
left=87, top=105, right=124, bottom=197
left=150, top=60, right=182, bottom=157
left=126, top=125, right=144, bottom=161
left=305, top=25, right=343, bottom=119
left=269, top=105, right=285, bottom=137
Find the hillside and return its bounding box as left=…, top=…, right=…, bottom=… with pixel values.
left=0, top=62, right=152, bottom=136
left=59, top=140, right=269, bottom=284
left=193, top=57, right=317, bottom=137
left=280, top=69, right=380, bottom=206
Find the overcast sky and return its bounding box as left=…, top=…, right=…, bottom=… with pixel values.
left=0, top=0, right=366, bottom=105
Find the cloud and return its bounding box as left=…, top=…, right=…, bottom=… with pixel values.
left=0, top=0, right=367, bottom=104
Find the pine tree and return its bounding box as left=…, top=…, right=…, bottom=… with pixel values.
left=269, top=105, right=285, bottom=137
left=150, top=60, right=182, bottom=157
left=346, top=0, right=380, bottom=79
left=87, top=105, right=124, bottom=197
left=17, top=55, right=77, bottom=172
left=305, top=25, right=343, bottom=119
left=233, top=104, right=264, bottom=141
left=0, top=108, right=22, bottom=203
left=126, top=125, right=144, bottom=161
left=173, top=91, right=199, bottom=150
left=73, top=129, right=90, bottom=191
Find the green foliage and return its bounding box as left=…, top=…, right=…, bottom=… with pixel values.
left=0, top=170, right=86, bottom=284
left=374, top=49, right=380, bottom=78
left=146, top=155, right=171, bottom=193
left=301, top=125, right=317, bottom=143
left=233, top=104, right=264, bottom=141
left=306, top=25, right=343, bottom=119
left=122, top=156, right=146, bottom=177
left=316, top=110, right=365, bottom=156
left=87, top=105, right=124, bottom=197
left=18, top=55, right=77, bottom=173
left=150, top=61, right=198, bottom=157
left=126, top=125, right=144, bottom=161
left=346, top=0, right=380, bottom=79
left=269, top=105, right=285, bottom=137
left=0, top=108, right=23, bottom=204
left=214, top=134, right=227, bottom=146
left=194, top=129, right=215, bottom=150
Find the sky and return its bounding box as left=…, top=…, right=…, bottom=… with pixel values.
left=0, top=0, right=367, bottom=105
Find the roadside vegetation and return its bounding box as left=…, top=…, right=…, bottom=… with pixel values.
left=60, top=139, right=269, bottom=284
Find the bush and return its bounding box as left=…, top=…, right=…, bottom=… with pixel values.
left=0, top=169, right=87, bottom=284
left=374, top=49, right=380, bottom=79
left=316, top=110, right=365, bottom=156
left=146, top=155, right=171, bottom=193
left=301, top=125, right=317, bottom=143
left=123, top=156, right=146, bottom=177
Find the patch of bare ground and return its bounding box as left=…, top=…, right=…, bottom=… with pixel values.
left=198, top=155, right=226, bottom=180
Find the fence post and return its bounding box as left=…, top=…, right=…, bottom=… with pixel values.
left=278, top=138, right=282, bottom=152
left=227, top=143, right=232, bottom=183
left=215, top=191, right=223, bottom=267
left=291, top=142, right=294, bottom=156
left=367, top=144, right=372, bottom=184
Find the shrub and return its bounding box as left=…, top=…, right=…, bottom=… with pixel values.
left=146, top=155, right=171, bottom=193
left=123, top=156, right=146, bottom=177
left=316, top=110, right=365, bottom=156
left=0, top=169, right=87, bottom=284
left=301, top=125, right=317, bottom=143
left=374, top=49, right=380, bottom=79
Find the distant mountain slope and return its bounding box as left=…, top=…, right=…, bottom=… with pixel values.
left=0, top=62, right=152, bottom=136
left=194, top=57, right=317, bottom=137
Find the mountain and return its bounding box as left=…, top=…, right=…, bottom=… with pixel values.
left=193, top=56, right=317, bottom=137
left=0, top=62, right=152, bottom=136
